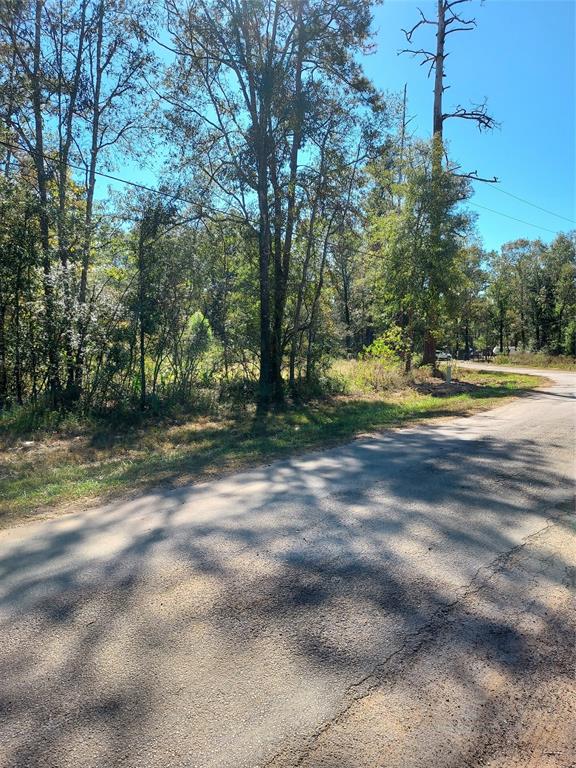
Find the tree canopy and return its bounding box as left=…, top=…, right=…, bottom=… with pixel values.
left=0, top=0, right=574, bottom=413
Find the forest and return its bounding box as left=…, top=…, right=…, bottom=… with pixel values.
left=0, top=0, right=575, bottom=417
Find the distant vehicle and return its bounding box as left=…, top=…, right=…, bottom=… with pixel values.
left=436, top=350, right=452, bottom=361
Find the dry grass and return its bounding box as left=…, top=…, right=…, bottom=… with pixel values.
left=0, top=365, right=543, bottom=529
left=492, top=353, right=576, bottom=371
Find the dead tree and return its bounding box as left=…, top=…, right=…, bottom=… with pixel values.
left=401, top=0, right=497, bottom=363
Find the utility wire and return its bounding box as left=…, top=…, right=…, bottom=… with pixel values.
left=468, top=201, right=561, bottom=235
left=0, top=139, right=248, bottom=222
left=0, top=139, right=568, bottom=236
left=476, top=182, right=576, bottom=225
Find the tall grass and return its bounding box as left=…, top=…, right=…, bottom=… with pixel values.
left=493, top=353, right=576, bottom=371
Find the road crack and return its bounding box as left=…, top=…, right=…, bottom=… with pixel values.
left=262, top=502, right=573, bottom=768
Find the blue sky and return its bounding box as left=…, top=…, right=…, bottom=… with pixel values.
left=362, top=0, right=575, bottom=250
left=105, top=0, right=575, bottom=252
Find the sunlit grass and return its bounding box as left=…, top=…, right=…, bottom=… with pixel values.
left=0, top=366, right=542, bottom=528
left=491, top=353, right=576, bottom=371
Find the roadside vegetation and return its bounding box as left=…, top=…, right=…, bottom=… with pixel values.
left=492, top=354, right=576, bottom=371
left=0, top=363, right=542, bottom=528
left=0, top=0, right=572, bottom=529
left=1, top=0, right=574, bottom=418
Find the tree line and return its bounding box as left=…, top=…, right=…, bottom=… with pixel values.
left=0, top=0, right=574, bottom=413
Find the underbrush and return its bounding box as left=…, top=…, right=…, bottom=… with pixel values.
left=0, top=401, right=89, bottom=442
left=331, top=358, right=436, bottom=394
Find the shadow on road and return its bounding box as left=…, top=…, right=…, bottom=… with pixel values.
left=0, top=425, right=574, bottom=767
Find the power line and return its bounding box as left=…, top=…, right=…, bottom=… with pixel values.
left=0, top=139, right=568, bottom=236
left=468, top=201, right=561, bottom=235
left=474, top=181, right=576, bottom=225
left=0, top=139, right=247, bottom=221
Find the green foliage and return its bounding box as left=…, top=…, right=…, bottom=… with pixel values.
left=362, top=325, right=404, bottom=362
left=365, top=140, right=474, bottom=360
left=333, top=358, right=404, bottom=393
left=564, top=319, right=576, bottom=356
left=0, top=1, right=573, bottom=425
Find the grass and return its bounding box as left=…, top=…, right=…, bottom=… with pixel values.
left=0, top=365, right=543, bottom=529
left=491, top=353, right=576, bottom=371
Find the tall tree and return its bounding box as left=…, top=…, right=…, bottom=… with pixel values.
left=131, top=199, right=177, bottom=411
left=165, top=0, right=382, bottom=404
left=0, top=0, right=152, bottom=403
left=367, top=140, right=473, bottom=371
left=401, top=0, right=496, bottom=363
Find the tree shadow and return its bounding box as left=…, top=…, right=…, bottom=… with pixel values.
left=0, top=421, right=574, bottom=767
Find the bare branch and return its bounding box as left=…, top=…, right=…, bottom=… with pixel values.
left=447, top=159, right=498, bottom=183
left=445, top=0, right=473, bottom=9
left=398, top=47, right=437, bottom=77
left=401, top=8, right=436, bottom=43
left=453, top=170, right=499, bottom=183
left=445, top=24, right=476, bottom=35
left=443, top=102, right=497, bottom=130
left=399, top=48, right=436, bottom=62
left=445, top=14, right=476, bottom=26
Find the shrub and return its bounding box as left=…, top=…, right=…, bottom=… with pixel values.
left=362, top=325, right=404, bottom=365
left=218, top=377, right=258, bottom=406
left=332, top=358, right=405, bottom=394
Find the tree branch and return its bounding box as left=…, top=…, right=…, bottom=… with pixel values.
left=453, top=170, right=498, bottom=183
left=443, top=102, right=497, bottom=130
left=447, top=159, right=498, bottom=183
left=401, top=8, right=436, bottom=43
left=398, top=47, right=437, bottom=77
left=445, top=25, right=476, bottom=35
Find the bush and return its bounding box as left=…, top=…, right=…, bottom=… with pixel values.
left=564, top=320, right=576, bottom=356
left=290, top=371, right=349, bottom=400
left=0, top=400, right=86, bottom=440
left=410, top=364, right=435, bottom=382
left=218, top=377, right=258, bottom=406
left=362, top=325, right=404, bottom=364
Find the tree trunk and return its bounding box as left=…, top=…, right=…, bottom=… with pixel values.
left=423, top=329, right=437, bottom=366
left=77, top=0, right=104, bottom=393
left=14, top=255, right=23, bottom=404
left=432, top=0, right=445, bottom=141
left=275, top=13, right=305, bottom=400
left=422, top=0, right=446, bottom=368
left=0, top=301, right=7, bottom=409
left=342, top=275, right=352, bottom=353
left=32, top=0, right=61, bottom=404
left=56, top=0, right=87, bottom=400
left=269, top=150, right=285, bottom=403
left=257, top=158, right=273, bottom=410
left=404, top=308, right=414, bottom=373
left=305, top=222, right=332, bottom=379
left=289, top=146, right=324, bottom=392
left=137, top=230, right=146, bottom=411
